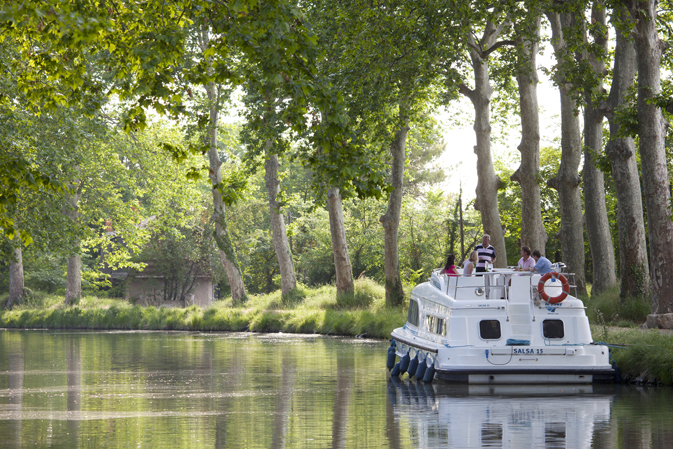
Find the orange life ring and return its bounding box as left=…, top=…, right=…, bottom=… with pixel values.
left=537, top=271, right=569, bottom=304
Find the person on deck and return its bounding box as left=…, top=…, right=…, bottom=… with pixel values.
left=527, top=249, right=552, bottom=274
left=475, top=234, right=496, bottom=273
left=440, top=254, right=460, bottom=276
left=516, top=246, right=535, bottom=272
left=463, top=250, right=478, bottom=276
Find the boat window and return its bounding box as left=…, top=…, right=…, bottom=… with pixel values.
left=407, top=299, right=419, bottom=327
left=479, top=320, right=501, bottom=340
left=426, top=315, right=447, bottom=336
left=543, top=319, right=564, bottom=339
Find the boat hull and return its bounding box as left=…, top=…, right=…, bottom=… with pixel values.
left=391, top=327, right=614, bottom=384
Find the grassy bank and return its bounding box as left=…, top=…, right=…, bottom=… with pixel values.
left=0, top=278, right=405, bottom=339
left=2, top=280, right=672, bottom=385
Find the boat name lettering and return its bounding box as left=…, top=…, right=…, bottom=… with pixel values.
left=513, top=348, right=544, bottom=354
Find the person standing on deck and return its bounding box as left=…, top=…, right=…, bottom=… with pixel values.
left=475, top=234, right=497, bottom=273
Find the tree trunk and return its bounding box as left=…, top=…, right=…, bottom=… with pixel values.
left=381, top=119, right=409, bottom=307
left=327, top=187, right=354, bottom=300
left=460, top=24, right=507, bottom=267
left=582, top=4, right=617, bottom=295
left=264, top=151, right=297, bottom=295
left=603, top=14, right=649, bottom=299
left=546, top=11, right=587, bottom=295
left=511, top=15, right=548, bottom=254
left=7, top=245, right=24, bottom=307
left=64, top=179, right=82, bottom=305
left=200, top=28, right=246, bottom=304
left=630, top=0, right=673, bottom=314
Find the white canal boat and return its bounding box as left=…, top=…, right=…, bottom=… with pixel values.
left=389, top=267, right=615, bottom=384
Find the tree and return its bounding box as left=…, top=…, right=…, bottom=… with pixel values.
left=510, top=9, right=548, bottom=254
left=578, top=1, right=617, bottom=294
left=602, top=6, right=649, bottom=299
left=453, top=9, right=511, bottom=268
left=626, top=0, right=673, bottom=315
left=545, top=9, right=587, bottom=294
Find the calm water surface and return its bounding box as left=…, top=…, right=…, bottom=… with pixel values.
left=1, top=330, right=672, bottom=448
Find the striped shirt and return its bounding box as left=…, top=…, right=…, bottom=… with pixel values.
left=475, top=244, right=496, bottom=269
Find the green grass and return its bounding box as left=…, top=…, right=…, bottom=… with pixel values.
left=591, top=325, right=673, bottom=385
left=0, top=277, right=405, bottom=339
left=583, top=285, right=652, bottom=326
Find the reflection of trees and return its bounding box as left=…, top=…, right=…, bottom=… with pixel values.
left=385, top=379, right=402, bottom=449
left=214, top=337, right=246, bottom=449
left=8, top=333, right=24, bottom=444
left=331, top=351, right=354, bottom=449
left=66, top=336, right=82, bottom=445
left=270, top=351, right=295, bottom=449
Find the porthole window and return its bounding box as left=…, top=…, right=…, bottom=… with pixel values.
left=479, top=320, right=501, bottom=340
left=543, top=319, right=564, bottom=339
left=407, top=299, right=419, bottom=327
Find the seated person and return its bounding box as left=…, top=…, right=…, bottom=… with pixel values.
left=440, top=254, right=460, bottom=276
left=463, top=250, right=478, bottom=276
left=526, top=249, right=553, bottom=274
left=516, top=246, right=535, bottom=272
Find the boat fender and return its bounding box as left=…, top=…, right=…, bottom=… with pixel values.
left=386, top=350, right=397, bottom=371
left=399, top=351, right=411, bottom=374
left=408, top=353, right=419, bottom=378
left=387, top=341, right=397, bottom=370
left=537, top=271, right=570, bottom=304
left=612, top=361, right=622, bottom=383
left=391, top=362, right=401, bottom=377
left=423, top=362, right=435, bottom=383
left=415, top=356, right=427, bottom=380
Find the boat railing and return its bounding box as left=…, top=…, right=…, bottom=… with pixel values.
left=432, top=268, right=578, bottom=302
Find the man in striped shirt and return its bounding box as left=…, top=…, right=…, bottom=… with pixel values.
left=475, top=234, right=497, bottom=273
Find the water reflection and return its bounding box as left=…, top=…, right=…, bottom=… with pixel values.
left=0, top=330, right=672, bottom=448
left=388, top=381, right=612, bottom=448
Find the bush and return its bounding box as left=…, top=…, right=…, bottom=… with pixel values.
left=585, top=285, right=651, bottom=326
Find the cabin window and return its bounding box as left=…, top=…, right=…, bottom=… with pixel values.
left=479, top=320, right=501, bottom=340
left=543, top=319, right=564, bottom=339
left=407, top=299, right=419, bottom=327
left=426, top=315, right=447, bottom=336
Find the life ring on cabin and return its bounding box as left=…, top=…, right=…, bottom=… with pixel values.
left=537, top=271, right=569, bottom=304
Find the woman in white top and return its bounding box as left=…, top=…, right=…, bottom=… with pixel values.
left=463, top=250, right=478, bottom=276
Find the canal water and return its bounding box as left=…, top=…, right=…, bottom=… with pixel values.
left=1, top=330, right=672, bottom=448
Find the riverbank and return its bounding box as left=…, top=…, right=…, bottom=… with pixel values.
left=2, top=280, right=672, bottom=385
left=0, top=278, right=403, bottom=339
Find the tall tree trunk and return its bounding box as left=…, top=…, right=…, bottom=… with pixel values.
left=582, top=3, right=617, bottom=295
left=7, top=245, right=24, bottom=307
left=511, top=15, right=548, bottom=253
left=603, top=13, right=649, bottom=299
left=65, top=178, right=82, bottom=305
left=264, top=151, right=297, bottom=295
left=327, top=187, right=354, bottom=300
left=459, top=24, right=507, bottom=267
left=546, top=12, right=587, bottom=295
left=200, top=28, right=246, bottom=304
left=381, top=119, right=409, bottom=307
left=629, top=0, right=673, bottom=315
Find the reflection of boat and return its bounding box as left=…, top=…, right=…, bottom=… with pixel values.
left=387, top=378, right=613, bottom=449
left=390, top=269, right=614, bottom=384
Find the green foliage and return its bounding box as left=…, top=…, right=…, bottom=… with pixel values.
left=585, top=285, right=651, bottom=325
left=596, top=326, right=673, bottom=385
left=0, top=279, right=401, bottom=339
left=494, top=146, right=562, bottom=265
